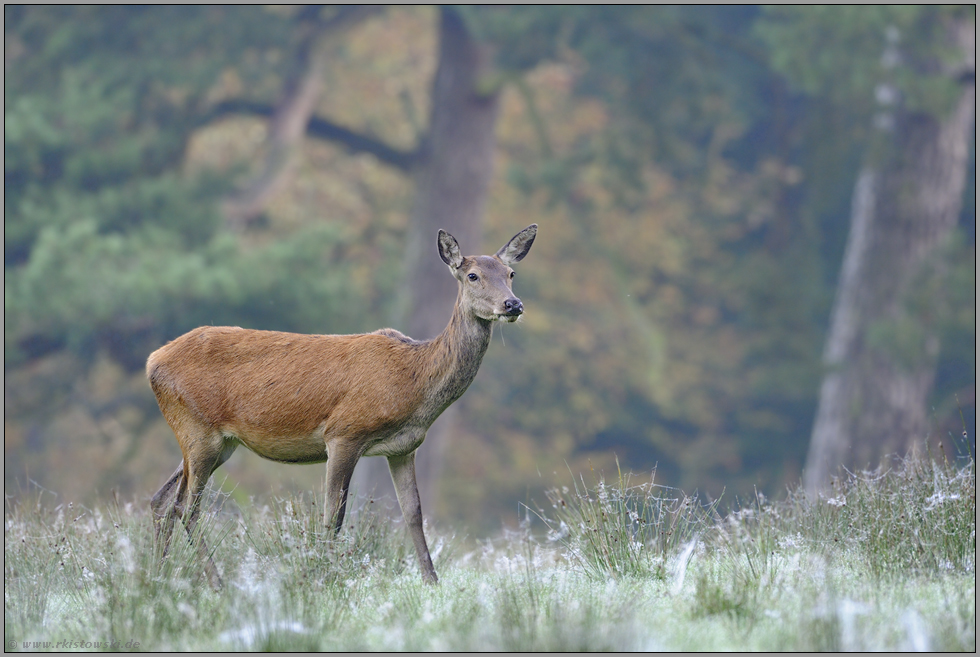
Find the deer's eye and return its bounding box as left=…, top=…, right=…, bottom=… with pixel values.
left=509, top=271, right=516, bottom=279
left=467, top=273, right=479, bottom=281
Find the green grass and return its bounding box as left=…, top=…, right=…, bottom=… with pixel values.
left=5, top=453, right=975, bottom=651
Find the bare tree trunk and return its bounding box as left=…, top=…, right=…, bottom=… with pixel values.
left=805, top=23, right=975, bottom=494
left=352, top=7, right=501, bottom=518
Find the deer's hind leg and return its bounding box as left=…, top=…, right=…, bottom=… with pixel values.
left=155, top=423, right=238, bottom=591
left=150, top=462, right=185, bottom=556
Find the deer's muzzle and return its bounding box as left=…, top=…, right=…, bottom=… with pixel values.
left=501, top=297, right=523, bottom=320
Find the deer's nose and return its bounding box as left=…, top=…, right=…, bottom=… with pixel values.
left=503, top=298, right=523, bottom=315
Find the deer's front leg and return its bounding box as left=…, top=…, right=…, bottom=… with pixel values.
left=388, top=451, right=438, bottom=584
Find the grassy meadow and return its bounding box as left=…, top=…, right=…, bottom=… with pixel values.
left=5, top=453, right=975, bottom=652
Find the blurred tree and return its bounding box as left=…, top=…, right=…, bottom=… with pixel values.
left=350, top=7, right=504, bottom=511
left=220, top=6, right=384, bottom=231
left=757, top=7, right=976, bottom=491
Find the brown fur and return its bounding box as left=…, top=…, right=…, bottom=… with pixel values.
left=148, top=225, right=536, bottom=588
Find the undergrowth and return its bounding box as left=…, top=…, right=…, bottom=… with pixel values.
left=5, top=451, right=975, bottom=651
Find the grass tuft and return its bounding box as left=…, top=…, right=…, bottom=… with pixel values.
left=531, top=462, right=718, bottom=580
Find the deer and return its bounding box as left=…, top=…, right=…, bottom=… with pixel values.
left=147, top=224, right=537, bottom=588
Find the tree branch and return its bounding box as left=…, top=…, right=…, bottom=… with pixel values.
left=202, top=99, right=419, bottom=172
left=220, top=5, right=405, bottom=230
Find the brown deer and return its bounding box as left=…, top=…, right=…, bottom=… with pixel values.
left=148, top=224, right=537, bottom=588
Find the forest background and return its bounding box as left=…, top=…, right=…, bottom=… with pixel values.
left=4, top=6, right=975, bottom=535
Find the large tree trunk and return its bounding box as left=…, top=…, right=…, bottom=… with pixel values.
left=804, top=23, right=975, bottom=494
left=352, top=7, right=501, bottom=518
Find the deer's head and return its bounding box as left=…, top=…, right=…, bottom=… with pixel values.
left=438, top=224, right=537, bottom=323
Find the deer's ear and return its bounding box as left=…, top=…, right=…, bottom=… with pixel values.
left=496, top=224, right=537, bottom=265
left=438, top=229, right=463, bottom=269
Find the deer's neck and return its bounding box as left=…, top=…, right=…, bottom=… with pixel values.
left=423, top=295, right=493, bottom=413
